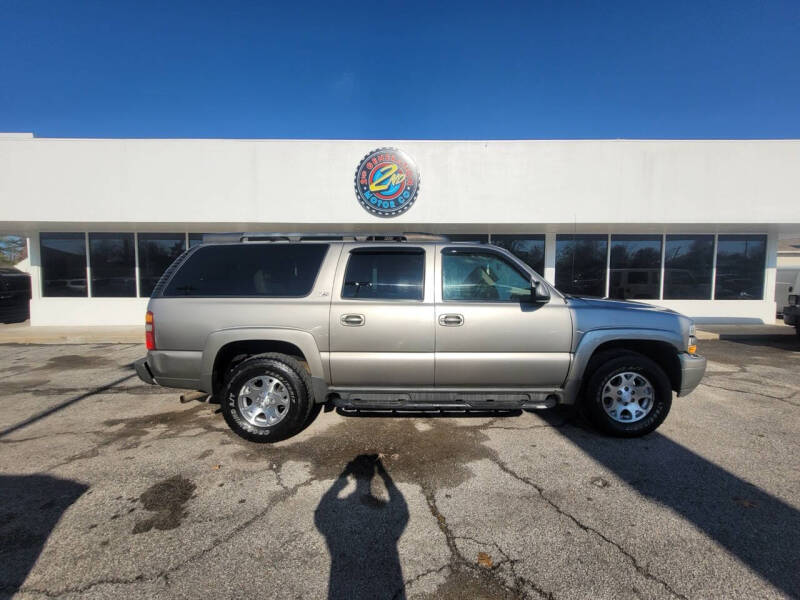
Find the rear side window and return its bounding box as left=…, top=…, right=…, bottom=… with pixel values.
left=342, top=249, right=424, bottom=301
left=163, top=244, right=328, bottom=297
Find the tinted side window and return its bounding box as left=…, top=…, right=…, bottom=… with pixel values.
left=342, top=249, right=424, bottom=301
left=443, top=251, right=531, bottom=302
left=163, top=244, right=328, bottom=297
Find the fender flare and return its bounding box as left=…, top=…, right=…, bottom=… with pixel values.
left=562, top=328, right=683, bottom=404
left=200, top=327, right=326, bottom=393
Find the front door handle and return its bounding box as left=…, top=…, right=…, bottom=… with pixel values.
left=341, top=313, right=365, bottom=326
left=438, top=313, right=464, bottom=326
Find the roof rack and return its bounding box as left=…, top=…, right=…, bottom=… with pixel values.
left=202, top=232, right=450, bottom=244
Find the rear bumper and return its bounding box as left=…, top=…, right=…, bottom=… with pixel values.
left=134, top=357, right=157, bottom=385
left=677, top=353, right=706, bottom=397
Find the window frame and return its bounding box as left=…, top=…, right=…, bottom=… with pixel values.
left=440, top=246, right=536, bottom=304
left=159, top=242, right=330, bottom=299
left=340, top=246, right=426, bottom=303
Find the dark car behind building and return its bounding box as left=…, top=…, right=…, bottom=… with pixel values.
left=0, top=267, right=31, bottom=323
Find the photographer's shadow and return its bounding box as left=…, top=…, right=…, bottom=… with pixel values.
left=314, top=454, right=409, bottom=600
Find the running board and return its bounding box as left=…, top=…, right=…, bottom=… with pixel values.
left=329, top=389, right=560, bottom=411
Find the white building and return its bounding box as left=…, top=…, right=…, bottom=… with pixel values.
left=1, top=135, right=798, bottom=326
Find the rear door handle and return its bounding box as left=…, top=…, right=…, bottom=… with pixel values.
left=341, top=313, right=365, bottom=326
left=438, top=314, right=464, bottom=326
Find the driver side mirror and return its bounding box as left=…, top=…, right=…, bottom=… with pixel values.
left=532, top=279, right=550, bottom=303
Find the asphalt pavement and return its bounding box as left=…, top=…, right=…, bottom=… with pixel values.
left=0, top=335, right=798, bottom=599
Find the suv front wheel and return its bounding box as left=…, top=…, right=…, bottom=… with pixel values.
left=583, top=351, right=672, bottom=437
left=221, top=353, right=314, bottom=443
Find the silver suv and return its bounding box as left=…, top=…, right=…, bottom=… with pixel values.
left=135, top=233, right=706, bottom=442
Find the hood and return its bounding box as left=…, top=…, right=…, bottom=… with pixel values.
left=566, top=296, right=677, bottom=314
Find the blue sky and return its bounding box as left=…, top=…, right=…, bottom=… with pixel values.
left=1, top=0, right=798, bottom=139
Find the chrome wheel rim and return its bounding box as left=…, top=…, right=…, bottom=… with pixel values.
left=601, top=371, right=654, bottom=423
left=237, top=376, right=290, bottom=428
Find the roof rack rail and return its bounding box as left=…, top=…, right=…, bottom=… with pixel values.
left=201, top=232, right=450, bottom=244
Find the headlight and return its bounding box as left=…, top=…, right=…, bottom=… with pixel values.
left=789, top=295, right=799, bottom=306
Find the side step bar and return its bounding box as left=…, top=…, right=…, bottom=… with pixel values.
left=329, top=390, right=560, bottom=412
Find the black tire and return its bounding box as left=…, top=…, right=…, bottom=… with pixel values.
left=583, top=351, right=672, bottom=437
left=220, top=353, right=314, bottom=443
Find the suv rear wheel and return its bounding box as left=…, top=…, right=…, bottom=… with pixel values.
left=221, top=353, right=314, bottom=443
left=583, top=351, right=672, bottom=437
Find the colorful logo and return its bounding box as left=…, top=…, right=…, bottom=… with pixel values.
left=354, top=148, right=420, bottom=217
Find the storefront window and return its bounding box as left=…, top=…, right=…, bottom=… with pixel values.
left=663, top=235, right=714, bottom=299
left=609, top=235, right=662, bottom=300
left=446, top=234, right=489, bottom=243
left=138, top=233, right=186, bottom=297
left=40, top=233, right=87, bottom=297
left=189, top=233, right=207, bottom=248
left=490, top=235, right=545, bottom=275
left=714, top=235, right=767, bottom=300
left=89, top=233, right=136, bottom=297
left=555, top=235, right=608, bottom=297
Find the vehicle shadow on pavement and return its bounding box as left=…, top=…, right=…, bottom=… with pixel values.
left=314, top=454, right=409, bottom=600
left=543, top=410, right=800, bottom=597
left=0, top=474, right=88, bottom=596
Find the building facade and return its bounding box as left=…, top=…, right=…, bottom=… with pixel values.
left=1, top=136, right=798, bottom=326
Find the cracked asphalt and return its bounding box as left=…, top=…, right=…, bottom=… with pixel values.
left=1, top=335, right=799, bottom=600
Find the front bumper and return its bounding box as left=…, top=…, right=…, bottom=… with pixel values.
left=134, top=357, right=157, bottom=385
left=677, top=352, right=706, bottom=397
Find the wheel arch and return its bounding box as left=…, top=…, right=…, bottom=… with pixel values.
left=562, top=329, right=683, bottom=404
left=201, top=328, right=326, bottom=396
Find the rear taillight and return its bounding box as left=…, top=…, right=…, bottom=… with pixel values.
left=145, top=311, right=155, bottom=350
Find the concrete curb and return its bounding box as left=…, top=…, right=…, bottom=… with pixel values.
left=696, top=330, right=721, bottom=340
left=0, top=324, right=143, bottom=345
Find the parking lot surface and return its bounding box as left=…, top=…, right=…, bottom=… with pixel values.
left=1, top=336, right=799, bottom=599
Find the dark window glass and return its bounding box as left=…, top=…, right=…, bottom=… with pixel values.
left=188, top=234, right=205, bottom=248
left=446, top=234, right=489, bottom=243
left=164, top=244, right=328, bottom=297
left=89, top=233, right=136, bottom=297
left=609, top=235, right=662, bottom=300
left=714, top=235, right=767, bottom=300
left=663, top=235, right=714, bottom=299
left=138, top=233, right=186, bottom=297
left=342, top=249, right=424, bottom=301
left=443, top=250, right=531, bottom=302
left=555, top=235, right=608, bottom=297
left=40, top=233, right=87, bottom=297
left=490, top=235, right=545, bottom=275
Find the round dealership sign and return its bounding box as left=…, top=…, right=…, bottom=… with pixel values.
left=354, top=148, right=420, bottom=217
